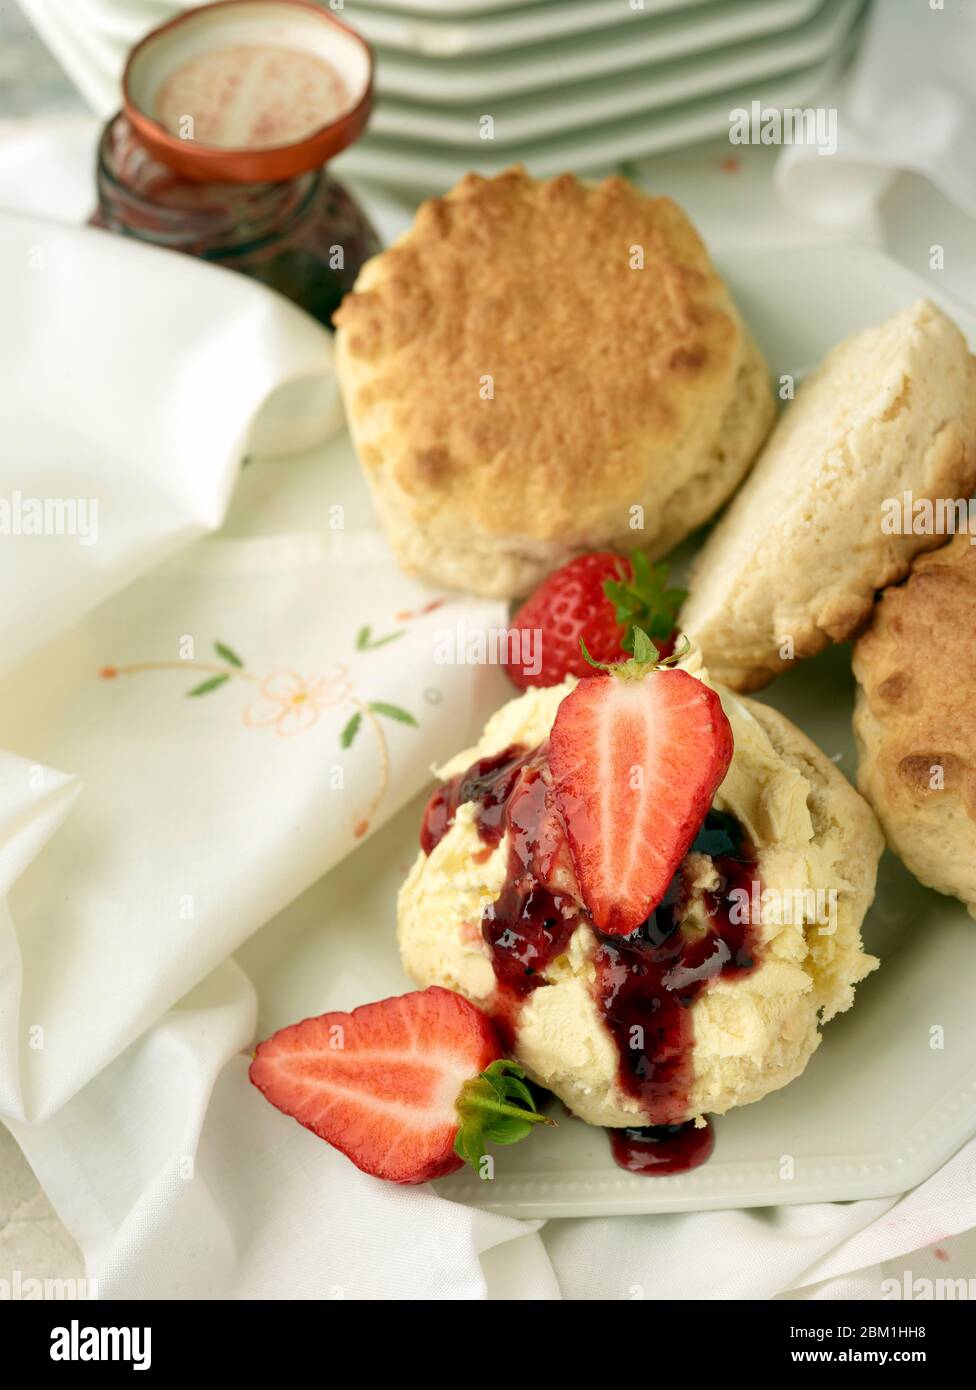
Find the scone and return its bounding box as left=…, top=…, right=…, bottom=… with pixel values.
left=398, top=659, right=881, bottom=1129
left=680, top=301, right=976, bottom=691
left=853, top=532, right=976, bottom=915
left=334, top=167, right=773, bottom=598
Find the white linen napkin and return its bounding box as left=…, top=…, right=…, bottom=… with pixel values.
left=1, top=196, right=528, bottom=1295
left=0, top=212, right=342, bottom=679
left=775, top=1, right=976, bottom=230
left=0, top=527, right=508, bottom=1123
left=8, top=960, right=555, bottom=1301
left=0, top=213, right=509, bottom=1132
left=10, top=935, right=976, bottom=1299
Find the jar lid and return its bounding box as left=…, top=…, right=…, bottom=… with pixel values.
left=123, top=0, right=373, bottom=182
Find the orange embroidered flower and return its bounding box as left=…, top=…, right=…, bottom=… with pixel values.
left=243, top=666, right=352, bottom=739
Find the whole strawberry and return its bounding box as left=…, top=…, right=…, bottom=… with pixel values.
left=505, top=550, right=685, bottom=690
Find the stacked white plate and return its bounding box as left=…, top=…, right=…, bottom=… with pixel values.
left=20, top=0, right=868, bottom=193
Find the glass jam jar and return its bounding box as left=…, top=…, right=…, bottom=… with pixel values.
left=92, top=113, right=379, bottom=327
left=91, top=0, right=380, bottom=328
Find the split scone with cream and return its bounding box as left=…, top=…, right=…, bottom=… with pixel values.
left=334, top=167, right=773, bottom=598
left=853, top=533, right=976, bottom=916
left=680, top=301, right=976, bottom=691
left=398, top=652, right=882, bottom=1129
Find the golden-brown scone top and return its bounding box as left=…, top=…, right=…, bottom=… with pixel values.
left=853, top=532, right=976, bottom=914
left=334, top=167, right=772, bottom=597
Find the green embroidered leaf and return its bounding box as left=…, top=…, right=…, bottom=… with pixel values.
left=340, top=712, right=362, bottom=748
left=357, top=626, right=405, bottom=651
left=213, top=641, right=244, bottom=668
left=186, top=674, right=230, bottom=697
left=368, top=701, right=417, bottom=727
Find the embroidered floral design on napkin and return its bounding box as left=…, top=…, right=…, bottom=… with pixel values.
left=99, top=635, right=419, bottom=838
left=243, top=667, right=354, bottom=738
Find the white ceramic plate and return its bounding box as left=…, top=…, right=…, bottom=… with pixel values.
left=370, top=0, right=822, bottom=103
left=69, top=0, right=778, bottom=55
left=349, top=0, right=707, bottom=18
left=336, top=46, right=852, bottom=192
left=368, top=0, right=862, bottom=147
left=352, top=0, right=729, bottom=58
left=235, top=245, right=976, bottom=1218
left=61, top=0, right=818, bottom=66
left=25, top=0, right=860, bottom=192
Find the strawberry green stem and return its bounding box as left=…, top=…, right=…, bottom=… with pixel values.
left=458, top=1093, right=555, bottom=1126
left=452, top=1059, right=558, bottom=1176
left=580, top=626, right=690, bottom=681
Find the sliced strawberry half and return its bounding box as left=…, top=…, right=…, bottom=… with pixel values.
left=249, top=986, right=553, bottom=1185
left=549, top=636, right=734, bottom=936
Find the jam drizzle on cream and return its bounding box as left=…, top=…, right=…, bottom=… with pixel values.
left=419, top=742, right=760, bottom=1173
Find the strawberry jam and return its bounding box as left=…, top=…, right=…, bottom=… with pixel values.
left=480, top=747, right=580, bottom=1050
left=418, top=749, right=760, bottom=1173
left=595, top=808, right=757, bottom=1122
left=609, top=1120, right=715, bottom=1174
left=421, top=745, right=530, bottom=855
